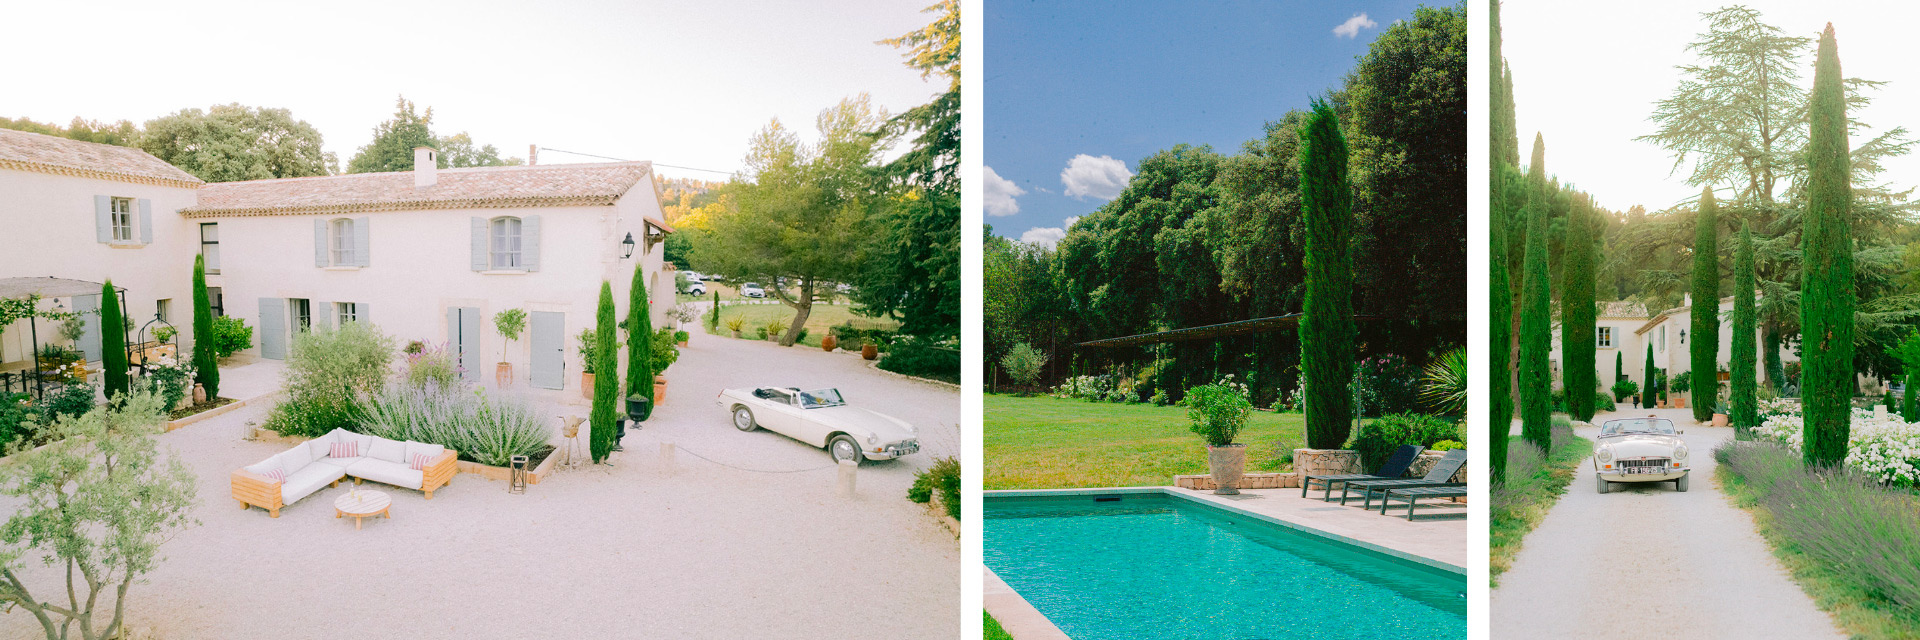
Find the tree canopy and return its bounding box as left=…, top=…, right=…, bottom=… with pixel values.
left=140, top=104, right=336, bottom=182
left=345, top=96, right=521, bottom=173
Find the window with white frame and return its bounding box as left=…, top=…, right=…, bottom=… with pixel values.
left=331, top=218, right=356, bottom=266
left=336, top=302, right=358, bottom=324
left=290, top=298, right=311, bottom=332
left=110, top=197, right=134, bottom=241
left=1659, top=326, right=1666, bottom=352
left=155, top=299, right=171, bottom=324
left=200, top=223, right=220, bottom=273
left=1597, top=326, right=1613, bottom=348
left=490, top=217, right=522, bottom=269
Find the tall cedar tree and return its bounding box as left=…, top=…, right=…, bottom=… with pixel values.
left=1298, top=101, right=1356, bottom=449
left=1730, top=222, right=1758, bottom=432
left=1643, top=344, right=1657, bottom=409
left=589, top=282, right=619, bottom=463
left=1562, top=193, right=1597, bottom=422
left=1487, top=0, right=1513, bottom=484
left=625, top=265, right=654, bottom=402
left=1801, top=25, right=1853, bottom=468
left=191, top=255, right=219, bottom=399
left=100, top=281, right=128, bottom=399
left=1690, top=187, right=1720, bottom=422
left=1519, top=179, right=1552, bottom=452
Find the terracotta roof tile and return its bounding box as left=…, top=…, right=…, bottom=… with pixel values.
left=1597, top=301, right=1648, bottom=318
left=182, top=161, right=653, bottom=217
left=0, top=128, right=202, bottom=187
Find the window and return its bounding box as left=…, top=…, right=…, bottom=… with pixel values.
left=155, top=299, right=171, bottom=324
left=110, top=197, right=133, bottom=241
left=200, top=223, right=220, bottom=273
left=490, top=217, right=522, bottom=269
left=1659, top=326, right=1666, bottom=352
left=1597, top=327, right=1612, bottom=348
left=336, top=302, right=359, bottom=324
left=331, top=218, right=355, bottom=266
left=208, top=287, right=224, bottom=317
left=290, top=299, right=311, bottom=332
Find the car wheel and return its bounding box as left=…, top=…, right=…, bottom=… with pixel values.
left=1596, top=475, right=1610, bottom=494
left=1675, top=473, right=1689, bottom=492
left=828, top=434, right=864, bottom=465
left=731, top=406, right=757, bottom=432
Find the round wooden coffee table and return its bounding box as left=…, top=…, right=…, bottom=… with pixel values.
left=333, top=490, right=391, bottom=530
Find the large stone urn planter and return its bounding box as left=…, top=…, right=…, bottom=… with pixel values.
left=580, top=372, right=595, bottom=400
left=1206, top=444, right=1247, bottom=495
left=1293, top=448, right=1363, bottom=479
left=653, top=375, right=667, bottom=404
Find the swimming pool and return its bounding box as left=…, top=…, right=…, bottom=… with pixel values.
left=985, top=491, right=1466, bottom=640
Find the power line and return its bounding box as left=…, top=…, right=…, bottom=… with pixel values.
left=538, top=147, right=735, bottom=176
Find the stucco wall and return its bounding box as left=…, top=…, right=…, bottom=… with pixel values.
left=1550, top=300, right=1800, bottom=396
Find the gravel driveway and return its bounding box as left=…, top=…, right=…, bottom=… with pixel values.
left=0, top=331, right=959, bottom=639
left=1492, top=408, right=1844, bottom=639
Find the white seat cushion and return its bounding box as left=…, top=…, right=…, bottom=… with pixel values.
left=305, top=432, right=338, bottom=462
left=403, top=440, right=445, bottom=462
left=347, top=459, right=423, bottom=490
left=275, top=448, right=313, bottom=476
left=243, top=460, right=280, bottom=479
left=331, top=430, right=375, bottom=458
left=367, top=437, right=407, bottom=464
left=315, top=456, right=364, bottom=469
left=281, top=463, right=347, bottom=504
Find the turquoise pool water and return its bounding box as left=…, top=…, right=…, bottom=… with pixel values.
left=985, top=493, right=1465, bottom=640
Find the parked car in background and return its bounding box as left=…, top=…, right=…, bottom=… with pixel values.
left=1594, top=416, right=1690, bottom=493
left=682, top=271, right=706, bottom=282
left=716, top=386, right=920, bottom=464
left=687, top=280, right=707, bottom=296
left=740, top=282, right=766, bottom=298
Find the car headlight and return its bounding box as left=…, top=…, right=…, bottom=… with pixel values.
left=1596, top=447, right=1612, bottom=463
left=1673, top=443, right=1689, bottom=460
left=866, top=435, right=876, bottom=444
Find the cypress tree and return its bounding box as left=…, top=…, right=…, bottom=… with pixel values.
left=590, top=282, right=619, bottom=463
left=1616, top=351, right=1624, bottom=384
left=1690, top=187, right=1720, bottom=423
left=1801, top=24, right=1854, bottom=468
left=1730, top=222, right=1758, bottom=433
left=1643, top=344, right=1657, bottom=410
left=191, top=255, right=220, bottom=400
left=1906, top=359, right=1919, bottom=423
left=1489, top=165, right=1515, bottom=483
left=625, top=264, right=654, bottom=402
left=1561, top=193, right=1597, bottom=422
left=1519, top=173, right=1552, bottom=452
left=1298, top=101, right=1355, bottom=449
left=99, top=280, right=128, bottom=399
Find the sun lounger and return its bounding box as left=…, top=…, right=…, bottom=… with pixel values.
left=1339, top=449, right=1468, bottom=507
left=1301, top=444, right=1424, bottom=501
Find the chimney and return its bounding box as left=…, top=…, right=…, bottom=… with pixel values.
left=529, top=144, right=538, bottom=166
left=414, top=146, right=438, bottom=188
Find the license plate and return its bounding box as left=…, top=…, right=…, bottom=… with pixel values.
left=1629, top=466, right=1658, bottom=475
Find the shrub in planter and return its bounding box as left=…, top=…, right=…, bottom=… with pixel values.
left=651, top=328, right=681, bottom=374
left=38, top=383, right=97, bottom=423
left=1185, top=378, right=1253, bottom=495
left=877, top=339, right=959, bottom=383
left=403, top=342, right=464, bottom=390
left=136, top=355, right=195, bottom=410
left=1611, top=379, right=1640, bottom=402
left=264, top=323, right=395, bottom=438
left=357, top=383, right=553, bottom=467
left=908, top=455, right=961, bottom=521
left=209, top=315, right=253, bottom=359
left=1346, top=413, right=1461, bottom=470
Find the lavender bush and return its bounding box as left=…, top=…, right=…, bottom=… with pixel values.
left=357, top=383, right=551, bottom=466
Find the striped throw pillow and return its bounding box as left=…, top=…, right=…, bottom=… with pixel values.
left=331, top=441, right=358, bottom=458
left=410, top=452, right=432, bottom=471
left=263, top=467, right=286, bottom=483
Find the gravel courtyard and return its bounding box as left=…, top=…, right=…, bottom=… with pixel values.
left=0, top=333, right=960, bottom=639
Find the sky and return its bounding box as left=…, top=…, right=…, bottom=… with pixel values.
left=1504, top=1, right=1920, bottom=215
left=5, top=0, right=942, bottom=181
left=983, top=0, right=1433, bottom=246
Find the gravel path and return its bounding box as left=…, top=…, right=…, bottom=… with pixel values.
left=0, top=332, right=959, bottom=639
left=1492, top=408, right=1844, bottom=639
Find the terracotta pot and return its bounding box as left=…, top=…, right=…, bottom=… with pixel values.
left=581, top=372, right=595, bottom=400
left=496, top=362, right=513, bottom=388
left=1206, top=444, right=1248, bottom=495
left=1712, top=413, right=1729, bottom=427
left=1674, top=396, right=1688, bottom=409
left=861, top=344, right=878, bottom=360
left=822, top=335, right=838, bottom=351
left=653, top=375, right=667, bottom=404
left=731, top=330, right=741, bottom=338
left=192, top=383, right=207, bottom=405
left=678, top=340, right=689, bottom=347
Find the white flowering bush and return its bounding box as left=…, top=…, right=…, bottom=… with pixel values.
left=1752, top=409, right=1920, bottom=487
left=1757, top=397, right=1801, bottom=420
left=1050, top=375, right=1117, bottom=402
left=136, top=355, right=196, bottom=410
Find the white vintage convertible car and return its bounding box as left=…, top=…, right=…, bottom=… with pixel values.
left=717, top=387, right=920, bottom=464
left=1594, top=416, right=1691, bottom=493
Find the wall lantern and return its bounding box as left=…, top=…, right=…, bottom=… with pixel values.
left=1679, top=329, right=1687, bottom=344
left=620, top=233, right=636, bottom=260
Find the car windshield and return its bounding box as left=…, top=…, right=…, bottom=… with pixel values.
left=744, top=282, right=760, bottom=289
left=797, top=388, right=844, bottom=408
left=1601, top=418, right=1676, bottom=435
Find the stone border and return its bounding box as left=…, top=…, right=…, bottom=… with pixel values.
left=983, top=566, right=1070, bottom=640
left=455, top=450, right=562, bottom=485
left=164, top=390, right=279, bottom=432
left=1174, top=471, right=1300, bottom=490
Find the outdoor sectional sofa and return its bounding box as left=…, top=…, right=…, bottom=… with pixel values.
left=232, top=428, right=457, bottom=517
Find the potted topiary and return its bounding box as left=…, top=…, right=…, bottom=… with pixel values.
left=675, top=330, right=690, bottom=347
left=576, top=328, right=599, bottom=400
left=494, top=308, right=527, bottom=388
left=1185, top=380, right=1253, bottom=495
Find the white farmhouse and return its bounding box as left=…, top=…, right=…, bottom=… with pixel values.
left=1550, top=295, right=1799, bottom=399
left=1, top=129, right=674, bottom=396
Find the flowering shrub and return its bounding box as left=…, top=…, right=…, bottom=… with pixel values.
left=1355, top=354, right=1420, bottom=417
left=1050, top=375, right=1117, bottom=402
left=1753, top=408, right=1920, bottom=487
left=1185, top=376, right=1253, bottom=447
left=136, top=355, right=195, bottom=410
left=1273, top=387, right=1305, bottom=413
left=1758, top=397, right=1800, bottom=420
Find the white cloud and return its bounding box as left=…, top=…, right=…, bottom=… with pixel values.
left=1019, top=227, right=1067, bottom=248
left=1065, top=216, right=1081, bottom=228
left=1333, top=13, right=1378, bottom=38
left=983, top=165, right=1027, bottom=217
left=1060, top=154, right=1133, bottom=200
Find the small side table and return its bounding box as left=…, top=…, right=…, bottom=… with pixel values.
left=334, top=489, right=391, bottom=530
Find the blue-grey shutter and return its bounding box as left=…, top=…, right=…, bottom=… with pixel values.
left=94, top=196, right=112, bottom=243
left=460, top=307, right=482, bottom=383
left=522, top=215, right=542, bottom=272
left=138, top=199, right=153, bottom=244
left=354, top=217, right=371, bottom=267
left=314, top=220, right=328, bottom=267
left=530, top=311, right=564, bottom=389
left=314, top=302, right=332, bottom=330
left=358, top=303, right=370, bottom=326
left=74, top=294, right=101, bottom=362
left=259, top=299, right=287, bottom=360
left=470, top=218, right=488, bottom=271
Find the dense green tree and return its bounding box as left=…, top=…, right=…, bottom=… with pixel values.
left=1644, top=344, right=1657, bottom=409
left=346, top=97, right=436, bottom=174
left=1902, top=332, right=1920, bottom=423
left=1298, top=101, right=1355, bottom=450
left=99, top=281, right=127, bottom=399
left=1615, top=350, right=1624, bottom=383
left=1800, top=25, right=1854, bottom=468
left=1690, top=187, right=1720, bottom=422
left=1489, top=163, right=1515, bottom=483
left=191, top=255, right=219, bottom=400
left=1731, top=222, right=1758, bottom=432
left=140, top=104, right=335, bottom=182
left=1562, top=192, right=1597, bottom=422
left=589, top=282, right=619, bottom=464
left=625, top=265, right=654, bottom=402
left=435, top=132, right=522, bottom=168
left=1519, top=166, right=1552, bottom=452
left=0, top=116, right=139, bottom=146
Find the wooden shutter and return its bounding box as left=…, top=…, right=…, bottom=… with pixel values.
left=314, top=301, right=332, bottom=330
left=522, top=215, right=542, bottom=271
left=354, top=217, right=371, bottom=267
left=138, top=199, right=153, bottom=244
left=259, top=299, right=287, bottom=360
left=314, top=219, right=328, bottom=267
left=471, top=218, right=488, bottom=271
left=358, top=303, right=370, bottom=326
left=94, top=196, right=112, bottom=243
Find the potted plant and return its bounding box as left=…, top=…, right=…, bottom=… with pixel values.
left=861, top=341, right=879, bottom=360
left=1185, top=380, right=1253, bottom=495
left=822, top=334, right=838, bottom=351
left=651, top=327, right=679, bottom=403
left=767, top=321, right=788, bottom=343
left=626, top=393, right=653, bottom=422
left=675, top=330, right=690, bottom=347
left=576, top=328, right=599, bottom=400
left=726, top=317, right=745, bottom=339
left=494, top=308, right=527, bottom=388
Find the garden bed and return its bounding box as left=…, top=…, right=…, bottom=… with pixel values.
left=163, top=397, right=240, bottom=431
left=454, top=446, right=561, bottom=485
left=1490, top=420, right=1586, bottom=585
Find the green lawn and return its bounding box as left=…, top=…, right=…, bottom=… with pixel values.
left=708, top=303, right=895, bottom=341
left=984, top=394, right=1304, bottom=490
left=984, top=611, right=1014, bottom=640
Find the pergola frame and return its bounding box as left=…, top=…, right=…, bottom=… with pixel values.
left=0, top=277, right=132, bottom=399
